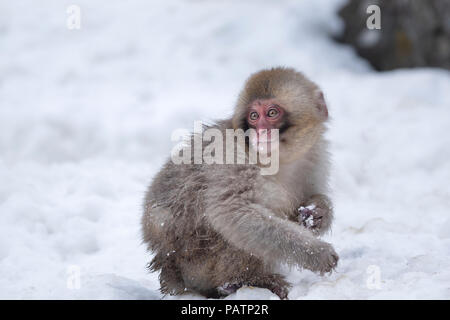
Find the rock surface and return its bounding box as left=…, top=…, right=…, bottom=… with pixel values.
left=337, top=0, right=450, bottom=70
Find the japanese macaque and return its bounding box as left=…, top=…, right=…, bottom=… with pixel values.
left=142, top=67, right=338, bottom=299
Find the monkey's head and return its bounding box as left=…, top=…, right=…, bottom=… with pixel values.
left=232, top=67, right=328, bottom=164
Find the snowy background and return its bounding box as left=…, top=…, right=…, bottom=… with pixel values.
left=1, top=0, right=449, bottom=299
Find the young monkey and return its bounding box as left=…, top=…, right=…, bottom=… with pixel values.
left=142, top=67, right=338, bottom=299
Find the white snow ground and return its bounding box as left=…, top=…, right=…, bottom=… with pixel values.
left=0, top=0, right=449, bottom=299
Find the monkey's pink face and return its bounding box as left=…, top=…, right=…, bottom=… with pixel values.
left=247, top=99, right=285, bottom=146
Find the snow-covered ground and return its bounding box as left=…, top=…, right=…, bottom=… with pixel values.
left=1, top=0, right=449, bottom=299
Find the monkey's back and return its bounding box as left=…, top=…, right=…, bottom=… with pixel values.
left=142, top=157, right=273, bottom=296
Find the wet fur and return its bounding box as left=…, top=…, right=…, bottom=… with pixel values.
left=142, top=67, right=338, bottom=299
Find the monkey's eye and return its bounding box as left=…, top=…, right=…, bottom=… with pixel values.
left=249, top=111, right=259, bottom=121
left=267, top=108, right=279, bottom=118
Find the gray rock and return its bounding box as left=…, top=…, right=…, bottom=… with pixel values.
left=337, top=0, right=450, bottom=70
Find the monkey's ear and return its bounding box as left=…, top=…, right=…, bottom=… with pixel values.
left=314, top=89, right=328, bottom=120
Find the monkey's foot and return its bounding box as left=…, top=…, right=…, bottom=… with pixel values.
left=268, top=283, right=289, bottom=300
left=216, top=282, right=243, bottom=296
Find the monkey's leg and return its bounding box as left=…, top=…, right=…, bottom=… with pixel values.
left=178, top=242, right=290, bottom=299
left=216, top=273, right=290, bottom=299
left=213, top=260, right=290, bottom=300
left=214, top=256, right=291, bottom=299
left=245, top=273, right=291, bottom=300
left=298, top=194, right=333, bottom=236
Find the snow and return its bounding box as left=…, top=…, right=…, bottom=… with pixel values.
left=1, top=0, right=449, bottom=299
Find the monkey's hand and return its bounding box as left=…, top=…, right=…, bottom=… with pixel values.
left=298, top=194, right=333, bottom=236
left=304, top=242, right=339, bottom=275
left=298, top=204, right=322, bottom=229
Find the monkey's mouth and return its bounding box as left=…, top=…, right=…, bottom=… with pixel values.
left=249, top=135, right=280, bottom=154
left=255, top=137, right=277, bottom=143
left=250, top=135, right=277, bottom=146
left=251, top=129, right=279, bottom=144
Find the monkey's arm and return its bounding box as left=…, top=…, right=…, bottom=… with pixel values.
left=298, top=194, right=333, bottom=236
left=205, top=201, right=338, bottom=274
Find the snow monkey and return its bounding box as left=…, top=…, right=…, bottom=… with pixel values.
left=142, top=67, right=338, bottom=299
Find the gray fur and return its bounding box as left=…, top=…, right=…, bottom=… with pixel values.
left=142, top=67, right=338, bottom=299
